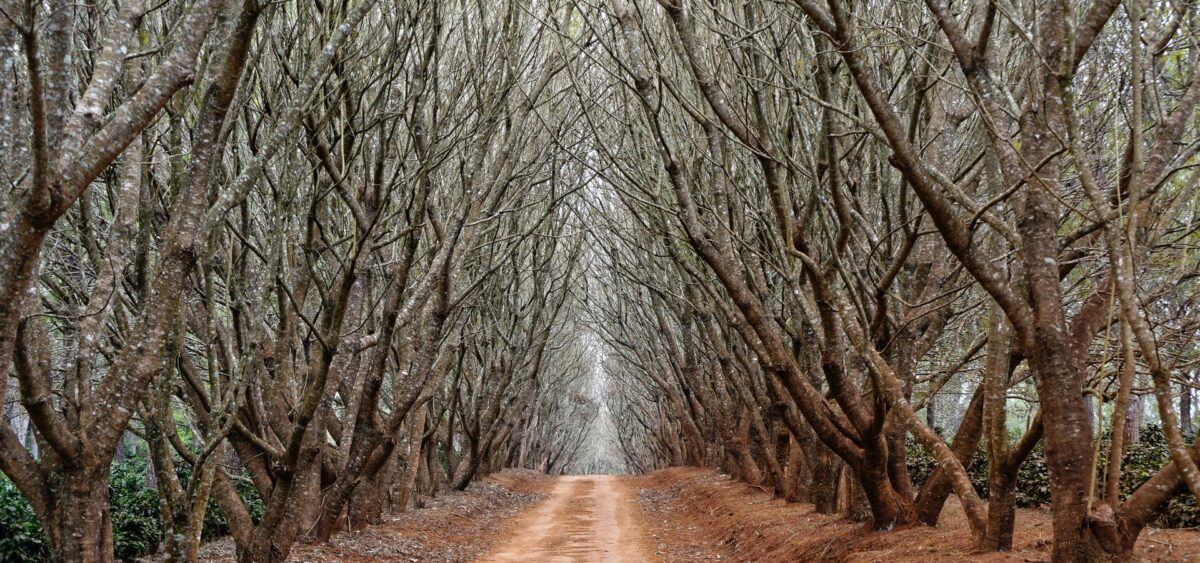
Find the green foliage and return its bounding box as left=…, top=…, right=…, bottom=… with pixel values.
left=0, top=477, right=49, bottom=562
left=205, top=471, right=266, bottom=536
left=903, top=440, right=989, bottom=497
left=0, top=457, right=266, bottom=562
left=906, top=425, right=1199, bottom=527
left=1013, top=446, right=1051, bottom=508
left=1118, top=426, right=1199, bottom=528
left=109, top=459, right=164, bottom=560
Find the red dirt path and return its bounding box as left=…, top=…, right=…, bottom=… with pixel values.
left=192, top=468, right=1200, bottom=561
left=632, top=467, right=1200, bottom=562
left=479, top=475, right=653, bottom=562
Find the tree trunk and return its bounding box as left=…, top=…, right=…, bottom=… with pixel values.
left=837, top=465, right=872, bottom=523
left=184, top=463, right=218, bottom=562
left=243, top=407, right=329, bottom=563
left=983, top=468, right=1019, bottom=551
left=885, top=416, right=914, bottom=500
left=730, top=415, right=763, bottom=484
left=348, top=446, right=399, bottom=529
left=855, top=460, right=915, bottom=529
left=811, top=442, right=840, bottom=514
left=1181, top=374, right=1193, bottom=436
left=784, top=434, right=811, bottom=503
left=395, top=408, right=428, bottom=512
left=47, top=467, right=114, bottom=563
left=1032, top=357, right=1095, bottom=562
left=915, top=386, right=985, bottom=524
left=925, top=393, right=936, bottom=430
left=422, top=433, right=444, bottom=501
left=449, top=445, right=480, bottom=491
left=1125, top=394, right=1142, bottom=445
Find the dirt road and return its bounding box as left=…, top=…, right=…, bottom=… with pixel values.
left=479, top=475, right=654, bottom=562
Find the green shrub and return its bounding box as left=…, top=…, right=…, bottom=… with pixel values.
left=0, top=476, right=49, bottom=562
left=1012, top=445, right=1051, bottom=508
left=906, top=424, right=1199, bottom=527
left=1119, top=426, right=1199, bottom=528
left=903, top=440, right=989, bottom=497
left=0, top=457, right=266, bottom=562
left=109, top=459, right=164, bottom=560
left=201, top=469, right=266, bottom=539
left=904, top=440, right=937, bottom=487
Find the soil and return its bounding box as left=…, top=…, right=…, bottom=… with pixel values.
left=189, top=468, right=1200, bottom=562
left=193, top=469, right=550, bottom=562
left=631, top=467, right=1200, bottom=562
left=479, top=475, right=653, bottom=562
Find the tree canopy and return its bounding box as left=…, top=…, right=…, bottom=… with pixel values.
left=1, top=0, right=1199, bottom=561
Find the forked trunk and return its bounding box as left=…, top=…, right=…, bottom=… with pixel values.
left=855, top=463, right=917, bottom=530
left=916, top=387, right=984, bottom=524
left=347, top=451, right=397, bottom=530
